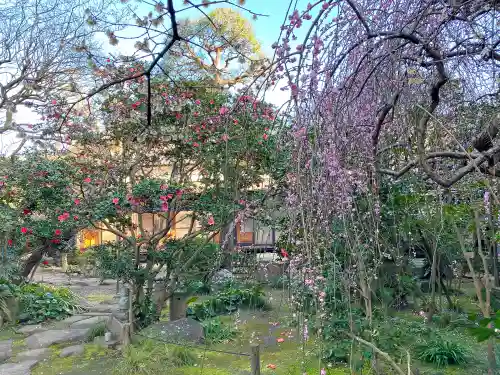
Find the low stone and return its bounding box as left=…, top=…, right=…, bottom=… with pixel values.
left=262, top=336, right=278, bottom=348
left=60, top=344, right=84, bottom=358
left=70, top=316, right=109, bottom=329
left=93, top=336, right=119, bottom=349
left=17, top=325, right=46, bottom=335
left=0, top=360, right=39, bottom=375
left=25, top=329, right=90, bottom=349
left=61, top=315, right=88, bottom=324
left=106, top=316, right=125, bottom=341
left=0, top=339, right=12, bottom=361
left=148, top=318, right=204, bottom=344
left=15, top=348, right=51, bottom=361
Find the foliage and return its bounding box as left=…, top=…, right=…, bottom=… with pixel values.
left=468, top=310, right=500, bottom=342
left=0, top=280, right=17, bottom=324
left=85, top=322, right=107, bottom=342
left=17, top=283, right=81, bottom=323
left=113, top=339, right=197, bottom=375
left=187, top=285, right=269, bottom=321
left=416, top=338, right=469, bottom=367
left=201, top=317, right=237, bottom=344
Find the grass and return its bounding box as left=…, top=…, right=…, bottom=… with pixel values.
left=86, top=293, right=115, bottom=304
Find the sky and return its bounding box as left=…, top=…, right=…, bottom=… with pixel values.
left=1, top=0, right=310, bottom=155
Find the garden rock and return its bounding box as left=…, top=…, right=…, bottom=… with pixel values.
left=15, top=348, right=51, bottom=362
left=0, top=359, right=39, bottom=375
left=211, top=269, right=234, bottom=292
left=17, top=325, right=46, bottom=335
left=70, top=316, right=109, bottom=329
left=61, top=315, right=88, bottom=325
left=60, top=344, right=84, bottom=358
left=150, top=318, right=204, bottom=344
left=25, top=329, right=90, bottom=349
left=0, top=339, right=12, bottom=361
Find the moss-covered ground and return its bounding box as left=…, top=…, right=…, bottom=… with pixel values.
left=0, top=282, right=494, bottom=375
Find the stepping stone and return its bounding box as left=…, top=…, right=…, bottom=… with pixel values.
left=60, top=344, right=84, bottom=358
left=61, top=315, right=89, bottom=324
left=0, top=359, right=38, bottom=375
left=15, top=348, right=51, bottom=361
left=17, top=325, right=46, bottom=335
left=0, top=339, right=12, bottom=361
left=25, top=329, right=90, bottom=349
left=70, top=316, right=109, bottom=329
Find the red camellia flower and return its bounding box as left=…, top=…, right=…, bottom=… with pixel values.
left=21, top=227, right=28, bottom=234
left=73, top=215, right=79, bottom=220
left=83, top=177, right=91, bottom=183
left=7, top=239, right=13, bottom=246
left=263, top=133, right=269, bottom=140
left=74, top=199, right=80, bottom=205
left=207, top=216, right=215, bottom=226
left=54, top=229, right=62, bottom=236
left=280, top=248, right=289, bottom=258
left=23, top=209, right=31, bottom=215
left=42, top=260, right=49, bottom=265
left=112, top=197, right=119, bottom=205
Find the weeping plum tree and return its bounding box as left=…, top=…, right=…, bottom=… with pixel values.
left=271, top=0, right=499, bottom=373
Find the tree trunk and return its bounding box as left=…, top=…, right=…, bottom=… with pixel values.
left=21, top=248, right=43, bottom=279
left=61, top=253, right=68, bottom=273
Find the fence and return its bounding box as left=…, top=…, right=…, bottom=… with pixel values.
left=135, top=332, right=261, bottom=375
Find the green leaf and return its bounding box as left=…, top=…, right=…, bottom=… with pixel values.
left=469, top=326, right=494, bottom=342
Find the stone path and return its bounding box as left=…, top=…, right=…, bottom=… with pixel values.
left=0, top=314, right=114, bottom=375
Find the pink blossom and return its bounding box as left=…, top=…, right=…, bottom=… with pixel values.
left=221, top=133, right=229, bottom=141
left=320, top=369, right=326, bottom=375
left=195, top=99, right=201, bottom=105
left=161, top=203, right=169, bottom=212
left=83, top=177, right=91, bottom=183
left=219, top=106, right=230, bottom=115
left=207, top=216, right=215, bottom=226
left=74, top=199, right=80, bottom=205
left=263, top=133, right=269, bottom=140
left=112, top=197, right=119, bottom=205
left=193, top=142, right=199, bottom=148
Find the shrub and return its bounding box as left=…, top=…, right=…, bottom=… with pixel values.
left=0, top=280, right=19, bottom=325
left=113, top=339, right=197, bottom=375
left=170, top=347, right=197, bottom=367
left=86, top=322, right=107, bottom=342
left=416, top=338, right=468, bottom=366
left=18, top=283, right=81, bottom=323
left=187, top=285, right=270, bottom=321
left=201, top=317, right=237, bottom=344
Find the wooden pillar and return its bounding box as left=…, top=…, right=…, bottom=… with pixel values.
left=250, top=344, right=261, bottom=375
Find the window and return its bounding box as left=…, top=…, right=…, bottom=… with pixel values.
left=174, top=211, right=199, bottom=238
left=81, top=229, right=100, bottom=249
left=237, top=218, right=253, bottom=244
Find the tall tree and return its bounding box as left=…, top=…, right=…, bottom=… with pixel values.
left=164, top=8, right=269, bottom=87
left=0, top=0, right=117, bottom=155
